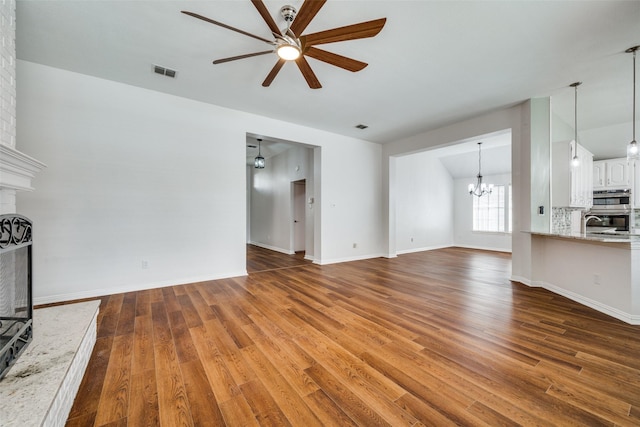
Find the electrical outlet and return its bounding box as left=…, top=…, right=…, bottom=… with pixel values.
left=352, top=243, right=357, bottom=249
left=593, top=274, right=601, bottom=285
left=411, top=237, right=414, bottom=242
left=142, top=259, right=149, bottom=269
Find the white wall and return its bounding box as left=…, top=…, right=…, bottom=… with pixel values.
left=529, top=98, right=551, bottom=233
left=453, top=173, right=512, bottom=252
left=395, top=151, right=454, bottom=253
left=16, top=61, right=383, bottom=303
left=318, top=139, right=382, bottom=264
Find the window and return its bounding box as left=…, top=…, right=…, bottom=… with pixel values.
left=472, top=184, right=512, bottom=232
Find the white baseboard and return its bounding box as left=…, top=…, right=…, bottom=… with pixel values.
left=394, top=244, right=510, bottom=256
left=510, top=275, right=535, bottom=287
left=396, top=244, right=452, bottom=255
left=316, top=253, right=384, bottom=265
left=249, top=241, right=294, bottom=255
left=541, top=281, right=639, bottom=325
left=33, top=270, right=248, bottom=305
left=454, top=244, right=512, bottom=253
left=511, top=276, right=638, bottom=325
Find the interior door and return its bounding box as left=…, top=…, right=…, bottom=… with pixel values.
left=293, top=180, right=306, bottom=252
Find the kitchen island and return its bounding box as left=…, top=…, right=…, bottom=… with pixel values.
left=527, top=231, right=640, bottom=324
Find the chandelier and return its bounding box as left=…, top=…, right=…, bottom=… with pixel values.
left=468, top=142, right=493, bottom=197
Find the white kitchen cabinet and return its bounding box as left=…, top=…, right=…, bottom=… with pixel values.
left=593, top=158, right=630, bottom=190
left=634, top=160, right=640, bottom=208
left=593, top=161, right=606, bottom=188
left=552, top=140, right=593, bottom=209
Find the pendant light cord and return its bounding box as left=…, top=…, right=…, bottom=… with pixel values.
left=633, top=49, right=636, bottom=143
left=478, top=143, right=482, bottom=177
left=574, top=84, right=578, bottom=143
left=569, top=82, right=581, bottom=164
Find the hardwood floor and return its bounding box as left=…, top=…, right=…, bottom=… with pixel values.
left=246, top=244, right=311, bottom=273
left=65, top=247, right=640, bottom=426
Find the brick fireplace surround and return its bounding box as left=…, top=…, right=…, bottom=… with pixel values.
left=0, top=2, right=99, bottom=426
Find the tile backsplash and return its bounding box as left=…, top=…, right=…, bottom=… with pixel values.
left=552, top=207, right=583, bottom=233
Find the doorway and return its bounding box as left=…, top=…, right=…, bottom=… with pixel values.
left=391, top=129, right=512, bottom=255
left=245, top=134, right=318, bottom=272
left=292, top=179, right=306, bottom=253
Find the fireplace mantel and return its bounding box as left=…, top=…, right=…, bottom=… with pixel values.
left=0, top=144, right=46, bottom=214
left=0, top=144, right=46, bottom=192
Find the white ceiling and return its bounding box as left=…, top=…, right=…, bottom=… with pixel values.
left=15, top=0, right=640, bottom=162
left=435, top=131, right=512, bottom=179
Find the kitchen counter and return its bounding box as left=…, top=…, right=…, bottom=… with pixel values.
left=527, top=231, right=640, bottom=325
left=529, top=230, right=640, bottom=245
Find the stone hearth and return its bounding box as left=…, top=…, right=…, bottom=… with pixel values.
left=0, top=301, right=100, bottom=426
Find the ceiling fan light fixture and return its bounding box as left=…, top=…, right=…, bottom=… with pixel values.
left=182, top=2, right=386, bottom=89
left=276, top=43, right=301, bottom=61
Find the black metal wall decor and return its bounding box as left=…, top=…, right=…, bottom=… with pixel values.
left=0, top=214, right=33, bottom=381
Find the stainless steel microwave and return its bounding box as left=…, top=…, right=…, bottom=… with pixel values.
left=591, top=189, right=631, bottom=213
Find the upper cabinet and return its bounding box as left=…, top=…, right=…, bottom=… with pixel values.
left=553, top=141, right=593, bottom=209
left=634, top=160, right=640, bottom=208
left=593, top=161, right=606, bottom=188
left=593, top=158, right=630, bottom=190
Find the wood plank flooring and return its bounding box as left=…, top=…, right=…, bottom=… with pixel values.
left=247, top=244, right=311, bottom=273
left=64, top=247, right=640, bottom=426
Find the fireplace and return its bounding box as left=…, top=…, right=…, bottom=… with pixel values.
left=0, top=214, right=33, bottom=380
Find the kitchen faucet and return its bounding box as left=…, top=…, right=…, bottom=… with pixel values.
left=582, top=215, right=602, bottom=234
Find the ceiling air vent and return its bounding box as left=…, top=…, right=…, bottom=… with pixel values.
left=154, top=65, right=177, bottom=78
left=355, top=124, right=369, bottom=130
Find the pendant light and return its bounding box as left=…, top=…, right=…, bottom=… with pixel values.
left=468, top=142, right=493, bottom=197
left=627, top=46, right=639, bottom=160
left=254, top=138, right=265, bottom=169
left=570, top=82, right=582, bottom=167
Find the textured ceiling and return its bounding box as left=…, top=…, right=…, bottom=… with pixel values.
left=15, top=1, right=640, bottom=160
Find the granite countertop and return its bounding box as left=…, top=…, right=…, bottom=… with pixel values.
left=529, top=229, right=640, bottom=243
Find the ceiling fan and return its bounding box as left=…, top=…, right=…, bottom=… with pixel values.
left=182, top=0, right=386, bottom=89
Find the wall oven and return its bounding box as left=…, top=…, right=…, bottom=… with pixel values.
left=591, top=189, right=631, bottom=212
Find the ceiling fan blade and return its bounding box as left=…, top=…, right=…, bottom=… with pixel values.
left=304, top=47, right=367, bottom=72
left=262, top=59, right=286, bottom=87
left=296, top=56, right=322, bottom=89
left=181, top=11, right=273, bottom=45
left=290, top=0, right=327, bottom=36
left=213, top=50, right=274, bottom=65
left=250, top=0, right=281, bottom=36
left=301, top=18, right=387, bottom=46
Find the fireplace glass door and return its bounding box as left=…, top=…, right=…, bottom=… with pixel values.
left=0, top=215, right=33, bottom=380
